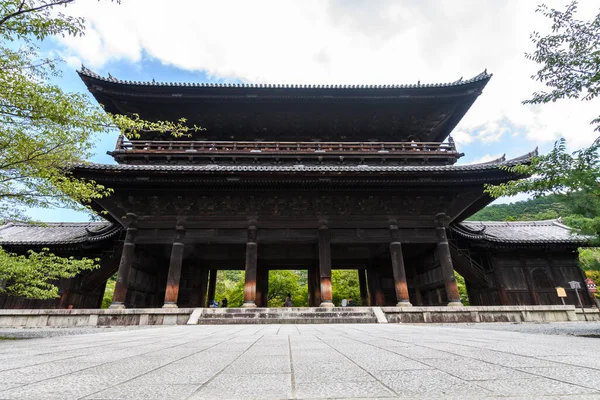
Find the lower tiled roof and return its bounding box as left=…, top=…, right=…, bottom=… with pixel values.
left=452, top=219, right=589, bottom=245
left=0, top=222, right=121, bottom=246
left=72, top=150, right=535, bottom=173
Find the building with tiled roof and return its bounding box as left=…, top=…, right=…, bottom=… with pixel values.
left=0, top=69, right=592, bottom=310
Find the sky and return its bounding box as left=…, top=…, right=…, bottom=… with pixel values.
left=30, top=0, right=600, bottom=222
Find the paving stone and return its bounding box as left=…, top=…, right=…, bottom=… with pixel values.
left=4, top=323, right=600, bottom=398
left=517, top=366, right=600, bottom=391
left=223, top=355, right=290, bottom=374
left=474, top=377, right=598, bottom=396
left=375, top=369, right=490, bottom=396
left=84, top=383, right=201, bottom=399
left=188, top=373, right=292, bottom=399
left=295, top=380, right=395, bottom=398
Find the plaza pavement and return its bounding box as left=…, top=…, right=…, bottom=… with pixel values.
left=1, top=323, right=600, bottom=399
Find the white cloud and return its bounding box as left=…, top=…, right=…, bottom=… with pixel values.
left=57, top=0, right=600, bottom=151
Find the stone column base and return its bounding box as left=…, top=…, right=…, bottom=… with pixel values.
left=447, top=301, right=463, bottom=307
left=242, top=302, right=257, bottom=308
left=396, top=301, right=413, bottom=307
left=319, top=301, right=334, bottom=308
left=162, top=303, right=178, bottom=309
left=108, top=302, right=125, bottom=310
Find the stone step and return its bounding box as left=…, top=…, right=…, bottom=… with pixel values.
left=200, top=312, right=375, bottom=319
left=203, top=307, right=370, bottom=313
left=197, top=317, right=378, bottom=325
left=195, top=307, right=378, bottom=324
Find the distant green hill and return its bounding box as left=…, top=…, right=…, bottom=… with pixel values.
left=468, top=194, right=569, bottom=221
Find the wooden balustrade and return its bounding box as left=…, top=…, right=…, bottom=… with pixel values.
left=114, top=138, right=457, bottom=155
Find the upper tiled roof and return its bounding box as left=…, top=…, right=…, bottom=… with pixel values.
left=79, top=66, right=492, bottom=90
left=452, top=219, right=589, bottom=245
left=0, top=222, right=121, bottom=246
left=72, top=150, right=536, bottom=174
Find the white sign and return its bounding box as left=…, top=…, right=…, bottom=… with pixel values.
left=569, top=281, right=581, bottom=290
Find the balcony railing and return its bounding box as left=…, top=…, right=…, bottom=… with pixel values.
left=113, top=137, right=457, bottom=155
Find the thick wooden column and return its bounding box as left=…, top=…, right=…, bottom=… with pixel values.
left=243, top=223, right=258, bottom=308
left=199, top=266, right=209, bottom=307
left=318, top=222, right=334, bottom=307
left=358, top=268, right=369, bottom=306
left=366, top=266, right=376, bottom=306
left=163, top=227, right=186, bottom=308
left=110, top=225, right=137, bottom=309
left=255, top=266, right=269, bottom=307
left=390, top=223, right=412, bottom=307
left=207, top=269, right=217, bottom=305
left=312, top=262, right=321, bottom=307
left=308, top=266, right=315, bottom=307
left=435, top=214, right=462, bottom=306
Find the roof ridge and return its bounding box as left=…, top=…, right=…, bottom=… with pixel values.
left=78, top=66, right=492, bottom=90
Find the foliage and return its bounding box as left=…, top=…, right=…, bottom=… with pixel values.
left=268, top=270, right=308, bottom=307
left=331, top=270, right=361, bottom=306
left=101, top=273, right=116, bottom=308
left=0, top=1, right=198, bottom=299
left=469, top=194, right=569, bottom=221
left=454, top=271, right=470, bottom=305
left=487, top=1, right=600, bottom=240
left=524, top=1, right=600, bottom=130
left=0, top=246, right=97, bottom=299
left=214, top=270, right=244, bottom=307
left=580, top=248, right=600, bottom=271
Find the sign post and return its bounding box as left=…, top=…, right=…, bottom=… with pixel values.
left=555, top=286, right=567, bottom=306
left=569, top=280, right=587, bottom=321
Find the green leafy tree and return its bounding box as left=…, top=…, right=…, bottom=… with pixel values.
left=0, top=247, right=97, bottom=299
left=331, top=270, right=361, bottom=306
left=487, top=1, right=600, bottom=240
left=268, top=270, right=308, bottom=307
left=0, top=0, right=195, bottom=299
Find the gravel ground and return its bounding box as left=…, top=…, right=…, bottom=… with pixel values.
left=439, top=321, right=600, bottom=337
left=2, top=321, right=600, bottom=340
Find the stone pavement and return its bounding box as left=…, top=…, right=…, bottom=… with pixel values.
left=2, top=324, right=600, bottom=399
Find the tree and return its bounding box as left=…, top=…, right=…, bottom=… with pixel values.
left=0, top=0, right=194, bottom=299
left=331, top=270, right=361, bottom=306
left=268, top=270, right=308, bottom=307
left=487, top=1, right=600, bottom=239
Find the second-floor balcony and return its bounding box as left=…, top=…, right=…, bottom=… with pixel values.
left=109, top=137, right=462, bottom=166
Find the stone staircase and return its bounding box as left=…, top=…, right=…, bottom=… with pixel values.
left=193, top=307, right=378, bottom=324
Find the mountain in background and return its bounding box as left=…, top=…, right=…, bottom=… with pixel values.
left=468, top=194, right=568, bottom=222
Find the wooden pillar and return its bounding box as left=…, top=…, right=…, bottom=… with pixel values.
left=312, top=262, right=321, bottom=307
left=366, top=265, right=376, bottom=306
left=255, top=266, right=269, bottom=308
left=435, top=214, right=462, bottom=306
left=389, top=223, right=412, bottom=307
left=358, top=268, right=368, bottom=306
left=374, top=269, right=385, bottom=306
left=207, top=269, right=217, bottom=305
left=110, top=226, right=137, bottom=309
left=243, top=223, right=258, bottom=307
left=199, top=266, right=209, bottom=307
left=163, top=227, right=186, bottom=308
left=318, top=221, right=334, bottom=307
left=308, top=266, right=315, bottom=307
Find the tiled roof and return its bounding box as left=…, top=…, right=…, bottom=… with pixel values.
left=452, top=219, right=589, bottom=245
left=79, top=66, right=492, bottom=90
left=72, top=150, right=536, bottom=174
left=0, top=222, right=121, bottom=246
